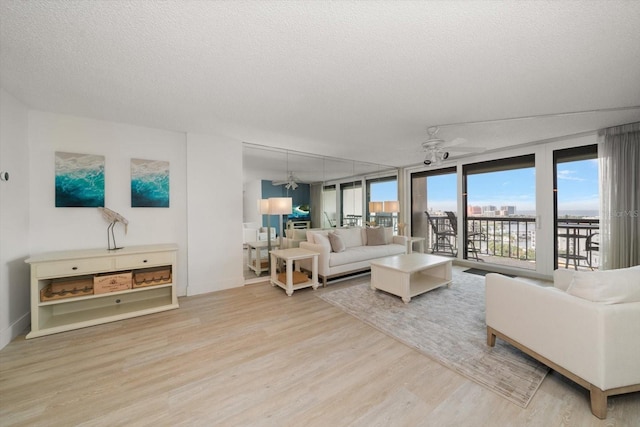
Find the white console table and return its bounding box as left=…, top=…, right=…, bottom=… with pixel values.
left=25, top=244, right=179, bottom=339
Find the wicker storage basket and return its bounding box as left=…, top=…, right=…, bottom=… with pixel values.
left=133, top=267, right=172, bottom=288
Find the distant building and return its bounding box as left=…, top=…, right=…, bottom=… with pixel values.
left=500, top=205, right=516, bottom=215
left=481, top=205, right=498, bottom=216
left=468, top=205, right=482, bottom=215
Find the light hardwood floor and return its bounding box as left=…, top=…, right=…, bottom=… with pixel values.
left=1, top=273, right=638, bottom=426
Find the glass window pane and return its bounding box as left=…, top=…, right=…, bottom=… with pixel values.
left=465, top=163, right=536, bottom=269
left=554, top=146, right=599, bottom=271
left=341, top=182, right=362, bottom=227
left=411, top=169, right=456, bottom=257
left=368, top=178, right=398, bottom=229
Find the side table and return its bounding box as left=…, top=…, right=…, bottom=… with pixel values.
left=269, top=248, right=319, bottom=296
left=247, top=240, right=279, bottom=276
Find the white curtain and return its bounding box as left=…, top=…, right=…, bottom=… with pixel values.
left=598, top=122, right=640, bottom=269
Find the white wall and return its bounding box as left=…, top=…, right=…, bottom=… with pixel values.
left=27, top=111, right=189, bottom=295
left=0, top=89, right=31, bottom=349
left=187, top=133, right=244, bottom=296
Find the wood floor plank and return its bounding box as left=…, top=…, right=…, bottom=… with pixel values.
left=1, top=275, right=638, bottom=426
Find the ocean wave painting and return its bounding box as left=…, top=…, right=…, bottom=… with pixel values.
left=131, top=159, right=170, bottom=208
left=55, top=152, right=105, bottom=207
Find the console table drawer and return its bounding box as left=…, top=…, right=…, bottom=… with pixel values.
left=36, top=258, right=113, bottom=278
left=114, top=252, right=173, bottom=269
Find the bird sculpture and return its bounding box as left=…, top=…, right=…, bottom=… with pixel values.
left=98, top=207, right=129, bottom=250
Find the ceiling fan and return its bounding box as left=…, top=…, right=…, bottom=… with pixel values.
left=272, top=171, right=300, bottom=190
left=422, top=126, right=485, bottom=166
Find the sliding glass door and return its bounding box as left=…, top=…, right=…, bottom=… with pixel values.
left=553, top=145, right=599, bottom=270
left=411, top=168, right=457, bottom=255
left=366, top=176, right=398, bottom=230
left=340, top=181, right=362, bottom=227
left=463, top=155, right=536, bottom=269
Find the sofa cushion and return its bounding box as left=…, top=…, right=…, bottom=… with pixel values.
left=328, top=232, right=346, bottom=253
left=328, top=244, right=407, bottom=267
left=313, top=233, right=332, bottom=252
left=307, top=229, right=329, bottom=244
left=566, top=265, right=640, bottom=304
left=334, top=227, right=364, bottom=248
left=553, top=269, right=575, bottom=291
left=291, top=229, right=307, bottom=240
left=366, top=227, right=388, bottom=246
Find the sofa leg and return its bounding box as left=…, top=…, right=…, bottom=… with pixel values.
left=589, top=386, right=607, bottom=419
left=486, top=327, right=496, bottom=347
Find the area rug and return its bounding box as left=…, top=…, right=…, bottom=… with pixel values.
left=318, top=270, right=549, bottom=408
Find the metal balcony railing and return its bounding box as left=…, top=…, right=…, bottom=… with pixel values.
left=424, top=215, right=599, bottom=270
left=556, top=218, right=599, bottom=270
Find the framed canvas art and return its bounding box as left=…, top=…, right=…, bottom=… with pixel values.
left=55, top=152, right=105, bottom=207
left=131, top=158, right=170, bottom=207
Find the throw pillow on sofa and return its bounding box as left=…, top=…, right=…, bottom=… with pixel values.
left=328, top=232, right=346, bottom=253
left=366, top=227, right=388, bottom=245
left=566, top=265, right=640, bottom=304
left=553, top=269, right=575, bottom=291
left=333, top=227, right=364, bottom=248
left=312, top=233, right=332, bottom=252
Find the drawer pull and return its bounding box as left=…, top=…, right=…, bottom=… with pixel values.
left=72, top=267, right=78, bottom=270
left=143, top=259, right=148, bottom=263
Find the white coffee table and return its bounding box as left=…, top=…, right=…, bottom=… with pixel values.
left=270, top=248, right=319, bottom=296
left=370, top=253, right=452, bottom=303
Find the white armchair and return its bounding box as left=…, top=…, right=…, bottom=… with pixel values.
left=486, top=267, right=640, bottom=419
left=243, top=222, right=259, bottom=244
left=243, top=222, right=276, bottom=244
left=258, top=227, right=276, bottom=241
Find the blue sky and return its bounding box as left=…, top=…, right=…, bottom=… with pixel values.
left=369, top=159, right=599, bottom=214
left=424, top=159, right=599, bottom=214
left=370, top=180, right=397, bottom=202
left=556, top=159, right=599, bottom=212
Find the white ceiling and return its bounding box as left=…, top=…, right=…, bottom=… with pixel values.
left=2, top=1, right=639, bottom=182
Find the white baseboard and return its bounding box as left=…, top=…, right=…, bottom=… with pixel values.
left=0, top=311, right=30, bottom=350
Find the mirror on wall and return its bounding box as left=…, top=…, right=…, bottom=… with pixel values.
left=242, top=143, right=396, bottom=283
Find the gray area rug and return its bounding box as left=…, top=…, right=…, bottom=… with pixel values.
left=318, top=270, right=549, bottom=408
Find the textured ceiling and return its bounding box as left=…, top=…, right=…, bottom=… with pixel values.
left=2, top=1, right=639, bottom=181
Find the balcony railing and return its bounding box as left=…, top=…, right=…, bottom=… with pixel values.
left=424, top=215, right=599, bottom=271
left=557, top=218, right=599, bottom=270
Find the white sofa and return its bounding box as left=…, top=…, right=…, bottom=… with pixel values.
left=299, top=227, right=408, bottom=285
left=485, top=266, right=640, bottom=419
left=282, top=227, right=333, bottom=249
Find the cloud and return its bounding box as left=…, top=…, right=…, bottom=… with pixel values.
left=557, top=169, right=584, bottom=181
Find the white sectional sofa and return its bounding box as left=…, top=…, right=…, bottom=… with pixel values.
left=485, top=266, right=640, bottom=419
left=282, top=228, right=326, bottom=249
left=299, top=226, right=408, bottom=285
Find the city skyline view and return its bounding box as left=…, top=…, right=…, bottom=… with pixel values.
left=425, top=159, right=599, bottom=217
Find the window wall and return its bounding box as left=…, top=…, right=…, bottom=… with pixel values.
left=411, top=168, right=457, bottom=255
left=553, top=145, right=599, bottom=270
left=322, top=185, right=337, bottom=228
left=340, top=181, right=363, bottom=227
left=463, top=155, right=536, bottom=269
left=367, top=176, right=398, bottom=229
